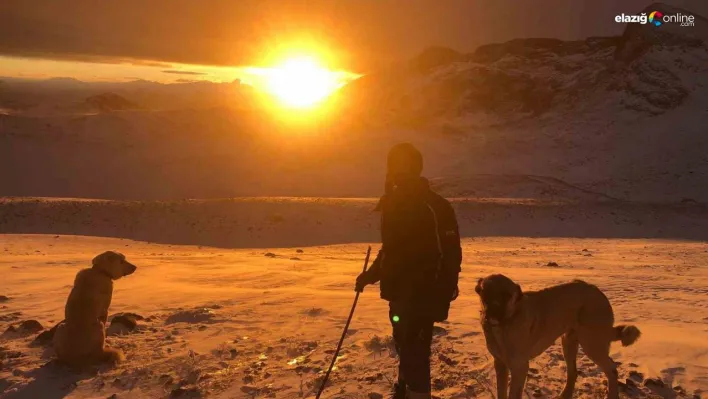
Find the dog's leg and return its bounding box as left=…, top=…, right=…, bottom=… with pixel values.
left=581, top=339, right=618, bottom=399
left=594, top=356, right=618, bottom=399
left=494, top=357, right=509, bottom=399
left=560, top=330, right=579, bottom=398
left=508, top=362, right=529, bottom=399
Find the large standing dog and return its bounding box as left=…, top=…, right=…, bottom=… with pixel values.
left=475, top=274, right=641, bottom=399
left=53, top=251, right=137, bottom=367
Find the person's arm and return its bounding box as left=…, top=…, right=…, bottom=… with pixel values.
left=356, top=249, right=383, bottom=291
left=364, top=249, right=384, bottom=283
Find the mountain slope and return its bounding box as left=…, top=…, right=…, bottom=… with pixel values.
left=330, top=3, right=708, bottom=202
left=0, top=4, right=706, bottom=202
left=336, top=4, right=707, bottom=126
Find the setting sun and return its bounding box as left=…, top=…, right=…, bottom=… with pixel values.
left=263, top=56, right=342, bottom=109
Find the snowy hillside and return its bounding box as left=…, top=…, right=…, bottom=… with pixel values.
left=336, top=3, right=708, bottom=125
left=0, top=3, right=706, bottom=202
left=333, top=3, right=708, bottom=202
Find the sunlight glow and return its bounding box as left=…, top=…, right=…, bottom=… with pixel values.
left=263, top=56, right=341, bottom=109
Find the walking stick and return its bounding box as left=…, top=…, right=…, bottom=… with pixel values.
left=315, top=245, right=372, bottom=399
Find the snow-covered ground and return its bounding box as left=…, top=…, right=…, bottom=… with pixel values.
left=1, top=233, right=706, bottom=399
left=1, top=197, right=707, bottom=398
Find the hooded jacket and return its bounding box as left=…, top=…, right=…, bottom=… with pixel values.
left=363, top=176, right=462, bottom=318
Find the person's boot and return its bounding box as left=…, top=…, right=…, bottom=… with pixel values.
left=390, top=381, right=406, bottom=399
left=406, top=389, right=432, bottom=399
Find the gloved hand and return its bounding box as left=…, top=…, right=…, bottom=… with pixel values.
left=355, top=271, right=371, bottom=293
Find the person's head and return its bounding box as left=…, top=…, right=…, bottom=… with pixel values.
left=387, top=143, right=423, bottom=178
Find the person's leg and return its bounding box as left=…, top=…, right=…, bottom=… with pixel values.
left=389, top=304, right=407, bottom=398
left=403, top=314, right=434, bottom=396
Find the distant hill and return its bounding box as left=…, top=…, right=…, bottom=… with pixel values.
left=335, top=3, right=707, bottom=126
left=83, top=92, right=141, bottom=112
left=0, top=3, right=706, bottom=203
left=0, top=78, right=251, bottom=115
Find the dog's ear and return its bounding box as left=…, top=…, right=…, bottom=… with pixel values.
left=92, top=251, right=125, bottom=279
left=475, top=278, right=483, bottom=295
left=504, top=283, right=523, bottom=319
left=92, top=251, right=110, bottom=267
left=514, top=283, right=523, bottom=301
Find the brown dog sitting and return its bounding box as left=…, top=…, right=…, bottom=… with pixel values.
left=475, top=274, right=641, bottom=399
left=53, top=251, right=137, bottom=367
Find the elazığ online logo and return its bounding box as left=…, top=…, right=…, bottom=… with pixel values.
left=615, top=11, right=695, bottom=27
left=648, top=11, right=663, bottom=26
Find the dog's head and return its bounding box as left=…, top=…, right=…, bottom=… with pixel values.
left=475, top=274, right=522, bottom=326
left=92, top=251, right=137, bottom=280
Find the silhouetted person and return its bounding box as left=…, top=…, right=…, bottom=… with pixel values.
left=356, top=143, right=462, bottom=399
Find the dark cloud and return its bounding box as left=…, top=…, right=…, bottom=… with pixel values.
left=1, top=0, right=706, bottom=72
left=162, top=70, right=207, bottom=76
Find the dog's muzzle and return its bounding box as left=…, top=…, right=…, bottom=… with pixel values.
left=124, top=262, right=137, bottom=276
left=486, top=307, right=505, bottom=319
left=482, top=303, right=506, bottom=325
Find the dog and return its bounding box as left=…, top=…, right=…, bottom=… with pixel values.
left=53, top=251, right=137, bottom=367
left=475, top=274, right=640, bottom=399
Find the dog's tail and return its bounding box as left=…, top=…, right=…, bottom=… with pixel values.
left=613, top=325, right=641, bottom=347
left=101, top=346, right=126, bottom=364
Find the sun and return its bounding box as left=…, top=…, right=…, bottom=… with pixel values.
left=264, top=56, right=340, bottom=109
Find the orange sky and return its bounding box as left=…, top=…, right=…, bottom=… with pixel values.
left=0, top=0, right=705, bottom=83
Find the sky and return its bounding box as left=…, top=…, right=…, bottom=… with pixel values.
left=0, top=0, right=706, bottom=83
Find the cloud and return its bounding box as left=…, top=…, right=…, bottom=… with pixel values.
left=133, top=60, right=173, bottom=68
left=0, top=51, right=174, bottom=68
left=162, top=70, right=207, bottom=76
left=175, top=78, right=201, bottom=83
left=1, top=0, right=707, bottom=72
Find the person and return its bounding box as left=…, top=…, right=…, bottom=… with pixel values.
left=356, top=143, right=462, bottom=399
